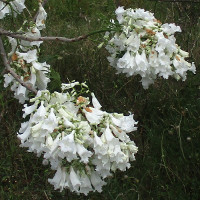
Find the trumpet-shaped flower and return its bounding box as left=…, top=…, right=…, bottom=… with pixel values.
left=36, top=3, right=47, bottom=30
left=18, top=82, right=138, bottom=195
left=105, top=7, right=196, bottom=89
left=0, top=0, right=26, bottom=19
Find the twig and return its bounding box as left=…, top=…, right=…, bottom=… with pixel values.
left=0, top=27, right=88, bottom=42
left=0, top=36, right=37, bottom=94
left=0, top=28, right=111, bottom=43
left=115, top=77, right=134, bottom=95
left=44, top=191, right=50, bottom=200
left=177, top=115, right=186, bottom=160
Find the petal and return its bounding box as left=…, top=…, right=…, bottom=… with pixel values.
left=22, top=104, right=37, bottom=118
left=69, top=167, right=81, bottom=191
left=91, top=93, right=102, bottom=109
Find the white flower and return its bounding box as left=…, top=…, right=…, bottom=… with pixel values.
left=126, top=34, right=140, bottom=52
left=59, top=131, right=78, bottom=162
left=46, top=135, right=53, bottom=147
left=42, top=108, right=58, bottom=133
left=49, top=158, right=61, bottom=170
left=3, top=74, right=14, bottom=88
left=93, top=132, right=107, bottom=156
left=141, top=77, right=154, bottom=89
left=69, top=167, right=81, bottom=192
left=17, top=49, right=38, bottom=63
left=83, top=107, right=105, bottom=125
left=18, top=121, right=31, bottom=143
left=134, top=8, right=154, bottom=21
left=32, top=101, right=47, bottom=123
left=61, top=82, right=80, bottom=90
left=63, top=102, right=79, bottom=116
left=15, top=83, right=28, bottom=104
left=161, top=23, right=181, bottom=35
left=115, top=6, right=125, bottom=24
left=111, top=114, right=137, bottom=133
left=90, top=171, right=106, bottom=192
left=7, top=37, right=17, bottom=56
left=135, top=51, right=149, bottom=73
left=105, top=7, right=196, bottom=89
left=18, top=83, right=138, bottom=195
left=79, top=173, right=93, bottom=195
left=103, top=125, right=116, bottom=143
left=44, top=133, right=61, bottom=159
left=31, top=121, right=44, bottom=137
left=11, top=0, right=26, bottom=14
left=63, top=117, right=75, bottom=128
left=20, top=27, right=42, bottom=49
left=92, top=156, right=111, bottom=178
left=36, top=3, right=47, bottom=30
left=36, top=71, right=50, bottom=90
left=0, top=2, right=10, bottom=19
left=0, top=0, right=26, bottom=19
left=4, top=27, right=50, bottom=104
left=76, top=143, right=92, bottom=163
left=48, top=166, right=68, bottom=191
left=117, top=51, right=131, bottom=69
left=22, top=103, right=37, bottom=118
left=91, top=93, right=102, bottom=109
left=179, top=49, right=189, bottom=57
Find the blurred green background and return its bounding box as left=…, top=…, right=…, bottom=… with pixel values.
left=0, top=0, right=200, bottom=199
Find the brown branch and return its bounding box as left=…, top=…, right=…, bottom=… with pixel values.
left=0, top=27, right=111, bottom=43
left=0, top=36, right=37, bottom=94
left=0, top=28, right=89, bottom=43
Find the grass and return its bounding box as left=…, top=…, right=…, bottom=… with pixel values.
left=0, top=0, right=200, bottom=199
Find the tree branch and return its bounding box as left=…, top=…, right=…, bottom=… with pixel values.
left=0, top=36, right=37, bottom=94
left=0, top=28, right=111, bottom=43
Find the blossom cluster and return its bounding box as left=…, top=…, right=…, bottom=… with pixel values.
left=3, top=2, right=49, bottom=103
left=18, top=82, right=138, bottom=195
left=105, top=7, right=196, bottom=89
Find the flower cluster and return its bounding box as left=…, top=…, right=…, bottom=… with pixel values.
left=3, top=3, right=49, bottom=103
left=0, top=0, right=26, bottom=19
left=105, top=7, right=196, bottom=89
left=18, top=82, right=138, bottom=195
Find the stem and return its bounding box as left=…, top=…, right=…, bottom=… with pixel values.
left=86, top=29, right=115, bottom=37
left=177, top=115, right=186, bottom=160
left=0, top=28, right=115, bottom=43
left=0, top=2, right=8, bottom=12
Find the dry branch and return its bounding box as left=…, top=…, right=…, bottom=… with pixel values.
left=0, top=28, right=110, bottom=43
left=0, top=28, right=88, bottom=43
